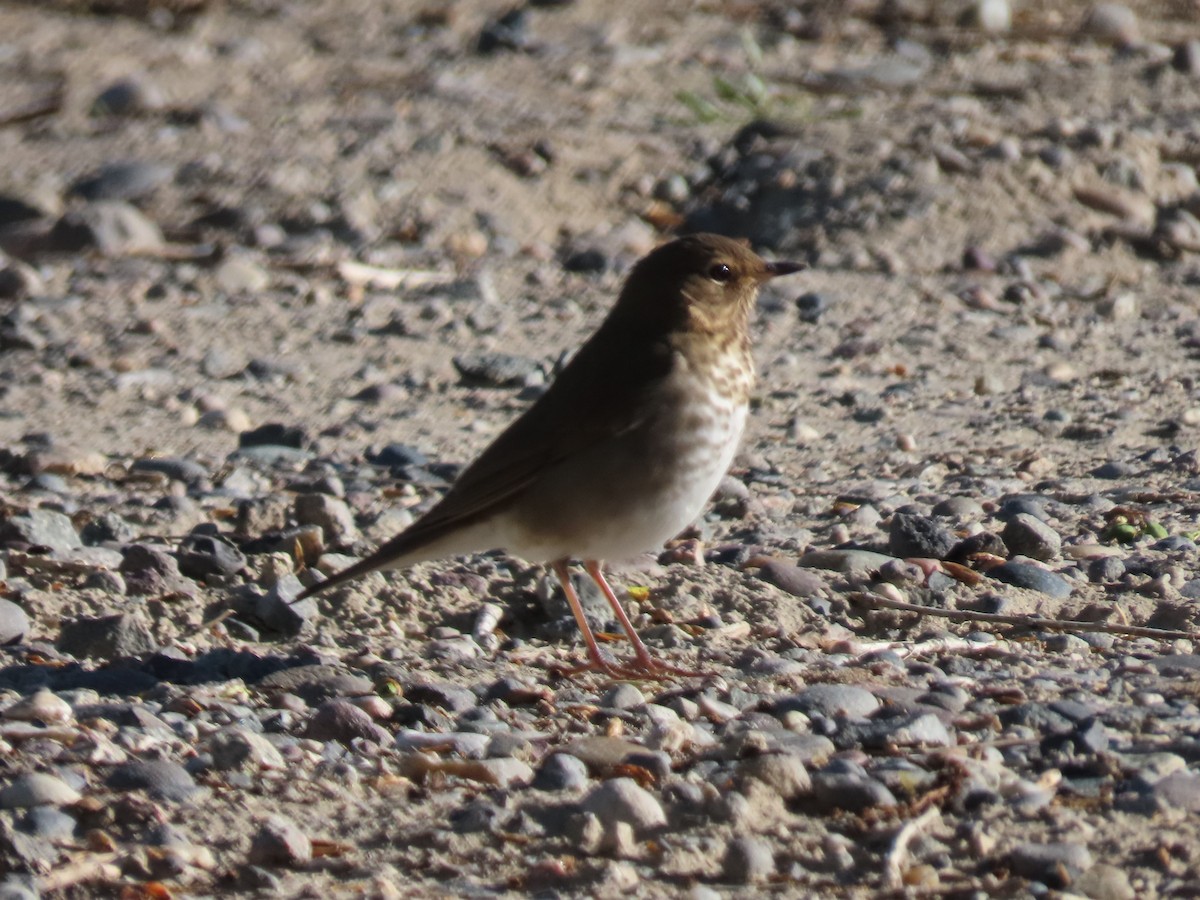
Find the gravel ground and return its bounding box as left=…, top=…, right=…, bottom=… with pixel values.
left=2, top=0, right=1200, bottom=897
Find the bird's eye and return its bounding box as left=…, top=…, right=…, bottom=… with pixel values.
left=708, top=263, right=733, bottom=283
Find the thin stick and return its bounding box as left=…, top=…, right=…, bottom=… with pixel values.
left=850, top=592, right=1196, bottom=641
left=884, top=806, right=941, bottom=888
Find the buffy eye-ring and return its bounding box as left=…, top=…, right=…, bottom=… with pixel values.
left=708, top=263, right=732, bottom=283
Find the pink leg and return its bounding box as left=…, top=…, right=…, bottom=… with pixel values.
left=583, top=560, right=706, bottom=679
left=548, top=559, right=628, bottom=678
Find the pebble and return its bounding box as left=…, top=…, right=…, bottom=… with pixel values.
left=581, top=778, right=667, bottom=833
left=737, top=752, right=812, bottom=799
left=534, top=753, right=590, bottom=791
left=106, top=759, right=199, bottom=801
left=0, top=772, right=81, bottom=808
left=888, top=513, right=957, bottom=559
left=1080, top=3, right=1139, bottom=46
left=0, top=508, right=81, bottom=554
left=1008, top=842, right=1093, bottom=884
left=248, top=814, right=312, bottom=866
left=205, top=727, right=286, bottom=772
left=2, top=690, right=72, bottom=724
left=68, top=161, right=172, bottom=202
left=988, top=561, right=1072, bottom=597
left=775, top=684, right=880, bottom=720
left=723, top=836, right=775, bottom=883
left=92, top=75, right=166, bottom=116
left=304, top=699, right=391, bottom=744
left=1001, top=513, right=1062, bottom=561
left=57, top=613, right=155, bottom=659
left=0, top=599, right=31, bottom=644
left=452, top=352, right=541, bottom=387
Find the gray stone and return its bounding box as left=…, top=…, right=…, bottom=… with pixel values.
left=581, top=778, right=666, bottom=833
left=774, top=684, right=880, bottom=720
left=0, top=508, right=81, bottom=554
left=68, top=161, right=172, bottom=202
left=988, top=561, right=1072, bottom=597
left=1149, top=770, right=1200, bottom=811
left=737, top=753, right=812, bottom=799
left=57, top=613, right=155, bottom=660
left=798, top=549, right=898, bottom=575
left=1002, top=513, right=1062, bottom=561
left=254, top=575, right=316, bottom=636
left=206, top=727, right=286, bottom=772
left=106, top=759, right=199, bottom=801
left=294, top=494, right=360, bottom=548
left=600, top=683, right=645, bottom=710
left=19, top=806, right=76, bottom=841
left=0, top=773, right=81, bottom=808
left=1009, top=841, right=1093, bottom=883
left=757, top=560, right=826, bottom=597
left=534, top=753, right=590, bottom=791
left=888, top=513, right=957, bottom=559
left=0, top=599, right=30, bottom=644
left=812, top=773, right=896, bottom=812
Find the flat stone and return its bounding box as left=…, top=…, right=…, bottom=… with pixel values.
left=1008, top=842, right=1093, bottom=883
left=0, top=508, right=81, bottom=554
left=988, top=561, right=1072, bottom=597
left=1002, top=513, right=1062, bottom=561
left=57, top=613, right=155, bottom=660
left=0, top=773, right=81, bottom=808
left=106, top=759, right=199, bottom=801
left=774, top=684, right=880, bottom=720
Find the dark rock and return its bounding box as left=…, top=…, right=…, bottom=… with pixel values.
left=239, top=423, right=309, bottom=449
left=256, top=664, right=373, bottom=703
left=254, top=576, right=316, bottom=636
left=57, top=613, right=155, bottom=660
left=988, top=561, right=1072, bottom=597
left=561, top=248, right=607, bottom=273
left=304, top=699, right=389, bottom=744
left=477, top=7, right=531, bottom=54
left=175, top=533, right=247, bottom=580
left=812, top=772, right=897, bottom=812
left=794, top=292, right=830, bottom=323
left=888, top=513, right=956, bottom=559
left=106, top=759, right=199, bottom=801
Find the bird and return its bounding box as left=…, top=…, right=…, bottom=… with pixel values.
left=294, top=233, right=804, bottom=677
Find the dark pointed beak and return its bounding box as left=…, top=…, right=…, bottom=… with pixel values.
left=764, top=260, right=806, bottom=278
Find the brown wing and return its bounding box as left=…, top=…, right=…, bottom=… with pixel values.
left=378, top=325, right=674, bottom=553
left=295, top=319, right=674, bottom=598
